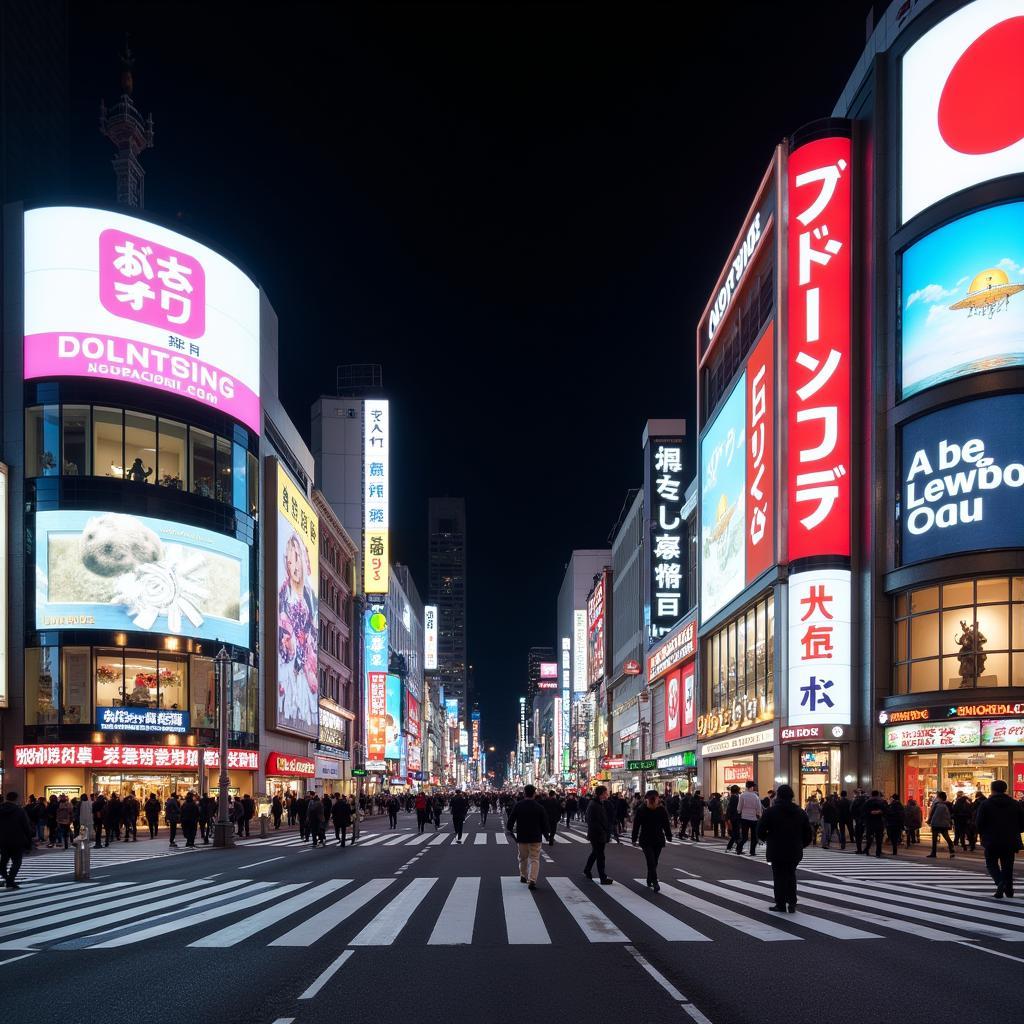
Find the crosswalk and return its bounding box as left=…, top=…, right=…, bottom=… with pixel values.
left=10, top=839, right=214, bottom=882
left=234, top=828, right=588, bottom=849
left=2, top=868, right=1022, bottom=952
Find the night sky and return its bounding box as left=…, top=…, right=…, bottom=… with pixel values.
left=67, top=1, right=876, bottom=757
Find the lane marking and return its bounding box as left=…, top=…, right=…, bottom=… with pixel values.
left=0, top=953, right=37, bottom=967
left=239, top=857, right=284, bottom=869
left=547, top=877, right=627, bottom=942
left=272, top=879, right=394, bottom=947
left=654, top=881, right=797, bottom=942
left=428, top=876, right=479, bottom=945
left=954, top=940, right=1024, bottom=965
left=349, top=877, right=437, bottom=945
left=299, top=949, right=355, bottom=1000
left=501, top=876, right=551, bottom=944
left=624, top=945, right=714, bottom=1023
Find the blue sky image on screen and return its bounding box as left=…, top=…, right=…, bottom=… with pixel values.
left=902, top=202, right=1024, bottom=399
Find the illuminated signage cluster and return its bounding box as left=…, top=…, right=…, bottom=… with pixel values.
left=98, top=707, right=189, bottom=734
left=647, top=435, right=686, bottom=642
left=365, top=607, right=389, bottom=770
left=664, top=663, right=696, bottom=743
left=573, top=609, right=588, bottom=693
left=363, top=399, right=390, bottom=594
left=14, top=744, right=257, bottom=770
left=587, top=574, right=609, bottom=687
left=647, top=618, right=696, bottom=682
left=267, top=752, right=316, bottom=777
left=424, top=605, right=438, bottom=670
left=880, top=701, right=1024, bottom=725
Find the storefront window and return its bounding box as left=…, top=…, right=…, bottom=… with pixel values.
left=158, top=419, right=187, bottom=489
left=123, top=411, right=157, bottom=484
left=25, top=647, right=59, bottom=725
left=159, top=654, right=187, bottom=710
left=703, top=593, right=775, bottom=721
left=216, top=435, right=233, bottom=504
left=94, top=407, right=124, bottom=478
left=123, top=653, right=159, bottom=707
left=893, top=576, right=1024, bottom=693
left=25, top=405, right=60, bottom=476
left=230, top=661, right=248, bottom=733
left=95, top=651, right=125, bottom=706
left=903, top=751, right=1010, bottom=806
left=190, top=655, right=216, bottom=728
left=62, top=406, right=90, bottom=475
left=61, top=647, right=91, bottom=724
left=233, top=442, right=248, bottom=511
left=190, top=427, right=216, bottom=499
left=247, top=451, right=259, bottom=516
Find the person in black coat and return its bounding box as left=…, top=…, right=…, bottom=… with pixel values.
left=584, top=786, right=615, bottom=885
left=198, top=794, right=215, bottom=844
left=677, top=792, right=692, bottom=840
left=723, top=786, right=741, bottom=850
left=332, top=793, right=352, bottom=846
left=143, top=793, right=160, bottom=839
left=756, top=783, right=812, bottom=913
left=506, top=784, right=548, bottom=889
left=976, top=779, right=1024, bottom=899
left=688, top=791, right=706, bottom=842
left=0, top=792, right=34, bottom=890
left=708, top=793, right=724, bottom=838
left=450, top=791, right=469, bottom=843
left=542, top=791, right=562, bottom=846
left=631, top=790, right=673, bottom=891
left=179, top=792, right=200, bottom=847
left=271, top=795, right=283, bottom=831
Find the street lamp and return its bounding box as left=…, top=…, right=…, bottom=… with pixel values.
left=638, top=687, right=650, bottom=795
left=212, top=646, right=234, bottom=848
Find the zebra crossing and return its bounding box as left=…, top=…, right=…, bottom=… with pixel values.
left=234, top=828, right=589, bottom=849
left=9, top=839, right=214, bottom=882
left=3, top=868, right=1022, bottom=952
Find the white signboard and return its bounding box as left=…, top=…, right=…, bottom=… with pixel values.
left=363, top=400, right=389, bottom=594
left=787, top=569, right=851, bottom=727
left=573, top=609, right=587, bottom=693
left=884, top=720, right=980, bottom=751
left=424, top=604, right=438, bottom=670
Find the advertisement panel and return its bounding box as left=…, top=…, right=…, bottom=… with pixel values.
left=701, top=375, right=746, bottom=621
left=445, top=698, right=459, bottom=726
left=980, top=718, right=1024, bottom=747
left=407, top=691, right=421, bottom=746
left=884, top=720, right=981, bottom=751
left=664, top=670, right=682, bottom=743
left=787, top=569, right=851, bottom=727
left=367, top=672, right=387, bottom=768
left=14, top=744, right=256, bottom=770
left=745, top=324, right=774, bottom=581
left=363, top=400, right=390, bottom=594
left=271, top=463, right=319, bottom=739
left=680, top=662, right=696, bottom=739
left=35, top=509, right=249, bottom=645
left=267, top=752, right=316, bottom=777
left=573, top=608, right=588, bottom=692
left=459, top=727, right=469, bottom=758
left=647, top=434, right=686, bottom=643
left=787, top=133, right=852, bottom=562
left=901, top=0, right=1024, bottom=225
left=901, top=203, right=1024, bottom=399
left=587, top=575, right=606, bottom=686
left=318, top=703, right=347, bottom=755
left=23, top=207, right=260, bottom=432
left=647, top=618, right=696, bottom=683
left=424, top=604, right=438, bottom=670
left=385, top=673, right=402, bottom=759
left=900, top=393, right=1024, bottom=564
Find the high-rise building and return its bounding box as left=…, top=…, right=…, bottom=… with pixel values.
left=428, top=497, right=467, bottom=717
left=526, top=645, right=555, bottom=706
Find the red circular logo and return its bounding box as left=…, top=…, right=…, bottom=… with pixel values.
left=938, top=17, right=1024, bottom=155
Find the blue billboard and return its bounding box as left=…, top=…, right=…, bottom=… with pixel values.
left=385, top=673, right=402, bottom=759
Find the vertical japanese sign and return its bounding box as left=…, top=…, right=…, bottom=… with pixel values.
left=560, top=636, right=571, bottom=767
left=424, top=604, right=438, bottom=670
left=364, top=607, right=389, bottom=769
left=471, top=710, right=481, bottom=762
left=746, top=323, right=775, bottom=582
left=573, top=609, right=588, bottom=693
left=646, top=435, right=686, bottom=644
left=681, top=662, right=696, bottom=738
left=787, top=134, right=852, bottom=561
left=787, top=569, right=851, bottom=726
left=384, top=673, right=402, bottom=758
left=587, top=575, right=606, bottom=687
left=363, top=400, right=390, bottom=594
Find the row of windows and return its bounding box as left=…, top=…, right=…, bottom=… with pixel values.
left=318, top=667, right=352, bottom=710
left=318, top=577, right=353, bottom=622
left=318, top=618, right=351, bottom=667
left=704, top=593, right=775, bottom=711
left=26, top=404, right=259, bottom=515
left=893, top=577, right=1024, bottom=693
left=25, top=646, right=257, bottom=737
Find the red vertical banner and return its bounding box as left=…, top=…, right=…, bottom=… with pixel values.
left=664, top=672, right=681, bottom=743
left=786, top=135, right=852, bottom=561
left=746, top=323, right=775, bottom=582
left=680, top=663, right=696, bottom=738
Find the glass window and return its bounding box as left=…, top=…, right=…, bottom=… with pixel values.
left=910, top=659, right=938, bottom=692
left=25, top=647, right=59, bottom=725
left=247, top=451, right=259, bottom=516
left=895, top=619, right=908, bottom=662
left=215, top=435, right=232, bottom=504
left=190, top=655, right=216, bottom=729
left=943, top=580, right=973, bottom=608
left=1014, top=578, right=1024, bottom=603
left=158, top=419, right=187, bottom=490
left=247, top=666, right=259, bottom=735
left=62, top=406, right=90, bottom=476
left=158, top=654, right=187, bottom=709
left=123, top=411, right=157, bottom=484
left=62, top=647, right=91, bottom=725
left=25, top=406, right=60, bottom=477
left=910, top=587, right=939, bottom=613
left=735, top=612, right=746, bottom=693
left=894, top=663, right=908, bottom=695
left=977, top=604, right=1009, bottom=652
left=94, top=407, right=124, bottom=478
left=190, top=427, right=215, bottom=499
left=95, top=651, right=125, bottom=707
left=765, top=595, right=775, bottom=695
left=123, top=653, right=159, bottom=707
left=977, top=578, right=1009, bottom=605
left=911, top=612, right=939, bottom=661
left=232, top=442, right=248, bottom=511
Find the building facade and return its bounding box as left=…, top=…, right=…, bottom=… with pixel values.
left=428, top=497, right=468, bottom=718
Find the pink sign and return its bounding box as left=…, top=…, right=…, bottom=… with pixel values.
left=13, top=744, right=256, bottom=770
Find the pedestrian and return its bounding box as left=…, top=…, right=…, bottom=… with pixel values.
left=480, top=793, right=491, bottom=824
left=104, top=793, right=122, bottom=847
left=631, top=790, right=672, bottom=891
left=296, top=793, right=309, bottom=840
left=668, top=791, right=681, bottom=829
left=199, top=793, right=214, bottom=844
left=926, top=791, right=955, bottom=858
left=78, top=793, right=94, bottom=846
left=562, top=794, right=576, bottom=827
left=724, top=785, right=741, bottom=850
left=122, top=790, right=139, bottom=842
left=952, top=793, right=974, bottom=850
left=271, top=794, right=283, bottom=830
left=757, top=784, right=812, bottom=913
left=450, top=790, right=469, bottom=843
left=804, top=795, right=821, bottom=845
left=231, top=796, right=245, bottom=837
left=884, top=793, right=905, bottom=855
left=851, top=789, right=867, bottom=853
left=975, top=779, right=1024, bottom=899
left=45, top=794, right=59, bottom=847
left=0, top=792, right=34, bottom=890
left=55, top=794, right=72, bottom=849
left=242, top=793, right=255, bottom=838
left=821, top=794, right=845, bottom=849
left=904, top=797, right=922, bottom=844
left=677, top=790, right=691, bottom=840
left=144, top=792, right=160, bottom=839
left=542, top=790, right=562, bottom=846
left=838, top=790, right=855, bottom=845
left=688, top=790, right=706, bottom=842
left=507, top=784, right=546, bottom=890
left=411, top=793, right=424, bottom=832
left=306, top=793, right=326, bottom=847
left=180, top=792, right=200, bottom=847
left=332, top=792, right=352, bottom=846
left=583, top=785, right=615, bottom=885
left=969, top=791, right=986, bottom=853
left=92, top=793, right=106, bottom=849
left=860, top=790, right=887, bottom=857
left=736, top=780, right=762, bottom=856
left=707, top=792, right=724, bottom=838
left=164, top=792, right=181, bottom=847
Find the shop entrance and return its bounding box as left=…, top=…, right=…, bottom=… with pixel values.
left=902, top=752, right=1013, bottom=806
left=798, top=746, right=841, bottom=805
left=92, top=773, right=199, bottom=807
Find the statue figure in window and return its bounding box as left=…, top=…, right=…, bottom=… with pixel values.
left=955, top=619, right=987, bottom=688
left=127, top=457, right=153, bottom=483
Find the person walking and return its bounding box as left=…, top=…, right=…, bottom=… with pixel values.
left=736, top=781, right=763, bottom=856
left=562, top=794, right=576, bottom=827
left=122, top=791, right=139, bottom=842
left=976, top=779, right=1024, bottom=899
left=926, top=791, right=956, bottom=858
left=822, top=794, right=845, bottom=849
left=198, top=793, right=214, bottom=844
left=144, top=792, right=160, bottom=839
left=54, top=794, right=72, bottom=849
left=104, top=793, right=122, bottom=847
left=688, top=791, right=706, bottom=842
left=306, top=794, right=326, bottom=847
left=164, top=792, right=181, bottom=847
left=708, top=792, right=725, bottom=838
left=884, top=794, right=905, bottom=855
left=480, top=793, right=491, bottom=825
left=804, top=795, right=821, bottom=846
left=241, top=793, right=255, bottom=838
left=952, top=793, right=974, bottom=850
left=432, top=794, right=443, bottom=830
left=450, top=790, right=469, bottom=844
left=78, top=793, right=94, bottom=846
left=851, top=789, right=868, bottom=853
left=542, top=790, right=562, bottom=846
left=677, top=791, right=691, bottom=841
left=271, top=794, right=283, bottom=830
left=724, top=786, right=742, bottom=850
left=332, top=792, right=352, bottom=846
left=180, top=792, right=200, bottom=847
left=861, top=790, right=887, bottom=857
left=92, top=793, right=106, bottom=849
left=583, top=785, right=615, bottom=885
left=0, top=792, right=34, bottom=890
left=632, top=790, right=672, bottom=891
left=507, top=784, right=547, bottom=890
left=905, top=797, right=922, bottom=845
left=838, top=790, right=855, bottom=845
left=757, top=784, right=812, bottom=913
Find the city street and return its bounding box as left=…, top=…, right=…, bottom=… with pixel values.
left=2, top=810, right=1020, bottom=1024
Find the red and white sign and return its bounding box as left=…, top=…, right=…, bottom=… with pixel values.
left=681, top=664, right=696, bottom=739
left=884, top=720, right=980, bottom=751
left=781, top=724, right=828, bottom=743
left=367, top=671, right=387, bottom=763
left=14, top=744, right=257, bottom=770
left=723, top=763, right=753, bottom=786
left=665, top=671, right=682, bottom=743
left=406, top=693, right=421, bottom=745
left=623, top=660, right=642, bottom=676
left=902, top=0, right=1024, bottom=224
left=746, top=323, right=774, bottom=581
left=539, top=662, right=558, bottom=679
left=648, top=618, right=696, bottom=682
left=787, top=134, right=851, bottom=562
left=267, top=752, right=316, bottom=777
left=602, top=755, right=625, bottom=770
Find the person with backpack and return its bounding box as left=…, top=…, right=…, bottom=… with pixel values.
left=926, top=791, right=955, bottom=858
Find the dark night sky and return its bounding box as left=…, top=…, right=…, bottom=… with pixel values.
left=67, top=1, right=877, bottom=757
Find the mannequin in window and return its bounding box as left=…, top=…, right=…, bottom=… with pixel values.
left=955, top=620, right=987, bottom=688
left=127, top=458, right=153, bottom=483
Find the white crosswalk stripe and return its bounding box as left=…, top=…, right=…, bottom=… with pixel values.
left=8, top=840, right=215, bottom=881
left=9, top=869, right=1024, bottom=952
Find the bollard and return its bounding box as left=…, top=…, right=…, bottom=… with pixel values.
left=74, top=833, right=91, bottom=881
left=259, top=813, right=268, bottom=838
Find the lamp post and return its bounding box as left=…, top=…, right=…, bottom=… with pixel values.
left=638, top=687, right=650, bottom=795
left=212, top=646, right=234, bottom=848
left=351, top=739, right=365, bottom=843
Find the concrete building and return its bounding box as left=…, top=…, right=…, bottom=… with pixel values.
left=428, top=497, right=468, bottom=718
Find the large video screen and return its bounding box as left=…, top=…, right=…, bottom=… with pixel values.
left=24, top=207, right=261, bottom=433
left=35, top=509, right=249, bottom=646
left=902, top=203, right=1024, bottom=399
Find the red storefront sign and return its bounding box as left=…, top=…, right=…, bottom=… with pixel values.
left=14, top=744, right=257, bottom=770
left=647, top=618, right=697, bottom=682
left=781, top=725, right=826, bottom=743
left=681, top=664, right=696, bottom=739
left=602, top=755, right=625, bottom=770
left=267, top=752, right=316, bottom=777
left=786, top=134, right=852, bottom=561
left=664, top=671, right=682, bottom=742
left=746, top=323, right=774, bottom=581
left=367, top=671, right=387, bottom=762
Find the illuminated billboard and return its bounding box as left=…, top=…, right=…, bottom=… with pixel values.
left=35, top=509, right=249, bottom=646
left=901, top=202, right=1024, bottom=399
left=363, top=400, right=389, bottom=594
left=268, top=461, right=319, bottom=739
left=902, top=0, right=1024, bottom=225
left=587, top=574, right=606, bottom=687
left=424, top=604, right=438, bottom=670
left=385, top=673, right=402, bottom=758
left=0, top=464, right=6, bottom=709
left=573, top=608, right=587, bottom=692
left=647, top=432, right=685, bottom=643
left=23, top=206, right=260, bottom=432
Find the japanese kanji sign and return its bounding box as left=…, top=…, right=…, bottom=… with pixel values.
left=786, top=134, right=852, bottom=561
left=24, top=207, right=261, bottom=433
left=745, top=323, right=774, bottom=581
left=13, top=744, right=257, bottom=770
left=646, top=429, right=686, bottom=644
left=363, top=400, right=390, bottom=594
left=787, top=568, right=851, bottom=727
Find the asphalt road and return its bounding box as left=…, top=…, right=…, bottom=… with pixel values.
left=2, top=811, right=1021, bottom=1024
